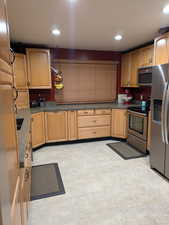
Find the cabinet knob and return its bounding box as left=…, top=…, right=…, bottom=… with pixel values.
left=25, top=153, right=29, bottom=159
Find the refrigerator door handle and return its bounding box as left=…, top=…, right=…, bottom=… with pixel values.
left=165, top=84, right=169, bottom=144
left=162, top=82, right=168, bottom=143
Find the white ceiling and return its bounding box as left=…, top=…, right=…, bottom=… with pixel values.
left=6, top=0, right=169, bottom=51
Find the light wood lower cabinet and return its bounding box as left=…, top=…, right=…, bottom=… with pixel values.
left=16, top=90, right=29, bottom=109
left=78, top=115, right=111, bottom=128
left=111, top=109, right=127, bottom=138
left=68, top=111, right=77, bottom=140
left=20, top=168, right=31, bottom=225
left=11, top=177, right=22, bottom=225
left=45, top=111, right=68, bottom=142
left=32, top=112, right=45, bottom=148
left=78, top=126, right=110, bottom=139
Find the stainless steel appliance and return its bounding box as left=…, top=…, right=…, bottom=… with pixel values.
left=150, top=63, right=169, bottom=179
left=127, top=107, right=148, bottom=153
left=138, top=66, right=152, bottom=86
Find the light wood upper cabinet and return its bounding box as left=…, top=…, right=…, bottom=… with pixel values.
left=26, top=49, right=52, bottom=89
left=13, top=53, right=28, bottom=89
left=45, top=111, right=68, bottom=142
left=121, top=53, right=131, bottom=87
left=15, top=90, right=29, bottom=109
left=130, top=50, right=139, bottom=87
left=68, top=111, right=77, bottom=141
left=154, top=34, right=169, bottom=65
left=32, top=112, right=45, bottom=148
left=112, top=109, right=127, bottom=138
left=139, top=45, right=154, bottom=68
left=0, top=0, right=11, bottom=64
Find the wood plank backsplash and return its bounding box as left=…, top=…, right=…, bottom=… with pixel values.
left=53, top=61, right=117, bottom=103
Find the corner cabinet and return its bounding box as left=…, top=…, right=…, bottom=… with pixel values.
left=32, top=112, right=45, bottom=148
left=154, top=33, right=169, bottom=65
left=26, top=48, right=52, bottom=89
left=45, top=111, right=68, bottom=142
left=111, top=109, right=127, bottom=139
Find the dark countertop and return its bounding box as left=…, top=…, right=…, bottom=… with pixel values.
left=31, top=102, right=140, bottom=114
left=16, top=109, right=31, bottom=168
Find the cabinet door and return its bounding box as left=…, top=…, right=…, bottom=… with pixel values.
left=26, top=49, right=52, bottom=89
left=68, top=111, right=77, bottom=141
left=0, top=0, right=10, bottom=63
left=13, top=54, right=28, bottom=89
left=15, top=90, right=29, bottom=109
left=11, top=178, right=22, bottom=225
left=139, top=45, right=154, bottom=67
left=45, top=111, right=68, bottom=142
left=154, top=34, right=169, bottom=65
left=130, top=50, right=139, bottom=87
left=32, top=112, right=45, bottom=148
left=121, top=53, right=131, bottom=87
left=0, top=72, right=18, bottom=225
left=112, top=109, right=127, bottom=138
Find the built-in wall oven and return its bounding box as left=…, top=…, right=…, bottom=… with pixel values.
left=127, top=107, right=148, bottom=153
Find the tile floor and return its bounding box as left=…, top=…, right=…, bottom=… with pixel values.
left=29, top=140, right=169, bottom=225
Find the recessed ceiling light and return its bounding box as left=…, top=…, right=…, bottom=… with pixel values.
left=114, top=35, right=123, bottom=41
left=163, top=4, right=169, bottom=14
left=52, top=28, right=61, bottom=36
left=68, top=0, right=77, bottom=3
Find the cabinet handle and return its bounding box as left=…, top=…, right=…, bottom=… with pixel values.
left=13, top=87, right=18, bottom=101
left=25, top=153, right=29, bottom=159
left=93, top=120, right=97, bottom=123
left=14, top=104, right=17, bottom=114
left=9, top=48, right=15, bottom=65
left=24, top=169, right=30, bottom=182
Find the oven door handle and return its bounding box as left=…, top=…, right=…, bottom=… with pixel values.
left=162, top=82, right=168, bottom=144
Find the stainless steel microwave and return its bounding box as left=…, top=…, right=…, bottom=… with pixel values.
left=138, top=66, right=152, bottom=86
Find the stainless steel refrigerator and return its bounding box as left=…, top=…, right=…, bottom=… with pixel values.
left=150, top=63, right=169, bottom=179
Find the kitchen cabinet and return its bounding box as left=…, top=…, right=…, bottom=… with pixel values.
left=11, top=178, right=22, bottom=225
left=20, top=168, right=31, bottom=225
left=77, top=109, right=111, bottom=139
left=139, top=45, right=154, bottom=67
left=121, top=45, right=154, bottom=87
left=68, top=111, right=77, bottom=140
left=0, top=0, right=11, bottom=64
left=154, top=34, right=169, bottom=65
left=45, top=111, right=68, bottom=142
left=13, top=53, right=28, bottom=89
left=111, top=109, right=127, bottom=138
left=121, top=53, right=131, bottom=87
left=32, top=112, right=45, bottom=148
left=16, top=90, right=29, bottom=109
left=26, top=48, right=52, bottom=89
left=130, top=50, right=139, bottom=87
left=147, top=111, right=151, bottom=151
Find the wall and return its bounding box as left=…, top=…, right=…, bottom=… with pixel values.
left=25, top=46, right=121, bottom=103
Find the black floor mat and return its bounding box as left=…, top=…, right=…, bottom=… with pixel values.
left=31, top=163, right=65, bottom=201
left=107, top=142, right=147, bottom=160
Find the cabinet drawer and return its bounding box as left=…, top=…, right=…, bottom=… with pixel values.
left=78, top=115, right=111, bottom=128
left=78, top=126, right=110, bottom=139
left=78, top=110, right=94, bottom=116
left=95, top=109, right=111, bottom=115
